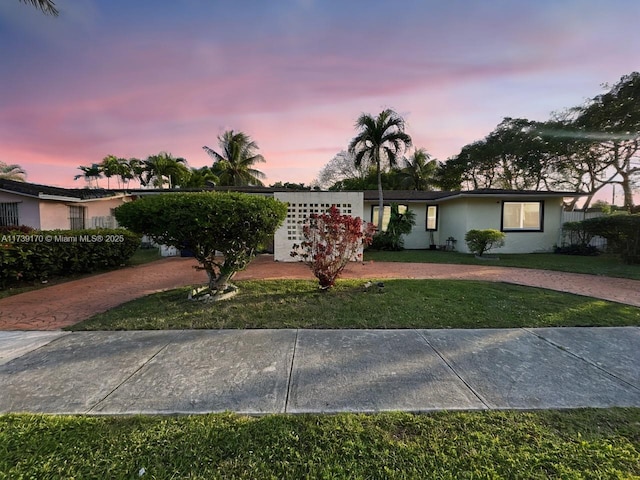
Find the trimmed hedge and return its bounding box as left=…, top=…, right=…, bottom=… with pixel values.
left=0, top=228, right=141, bottom=287
left=581, top=214, right=640, bottom=264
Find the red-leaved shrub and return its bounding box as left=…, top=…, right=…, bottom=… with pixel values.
left=291, top=205, right=376, bottom=289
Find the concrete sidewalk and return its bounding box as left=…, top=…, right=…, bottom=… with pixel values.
left=1, top=327, right=638, bottom=414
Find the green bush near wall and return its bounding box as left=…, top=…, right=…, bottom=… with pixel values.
left=581, top=214, right=640, bottom=264
left=0, top=228, right=141, bottom=287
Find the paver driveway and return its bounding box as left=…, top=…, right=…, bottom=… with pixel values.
left=1, top=255, right=639, bottom=330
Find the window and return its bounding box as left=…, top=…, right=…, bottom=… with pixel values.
left=0, top=202, right=19, bottom=226
left=372, top=204, right=407, bottom=232
left=426, top=205, right=438, bottom=231
left=69, top=206, right=86, bottom=230
left=502, top=201, right=543, bottom=231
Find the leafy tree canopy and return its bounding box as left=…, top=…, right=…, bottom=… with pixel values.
left=114, top=192, right=287, bottom=297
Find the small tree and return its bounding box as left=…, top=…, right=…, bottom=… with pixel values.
left=464, top=229, right=506, bottom=257
left=115, top=192, right=287, bottom=297
left=291, top=206, right=376, bottom=289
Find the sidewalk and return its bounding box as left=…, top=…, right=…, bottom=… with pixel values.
left=1, top=255, right=640, bottom=330
left=1, top=327, right=639, bottom=414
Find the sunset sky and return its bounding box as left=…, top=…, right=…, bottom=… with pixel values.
left=1, top=0, right=639, bottom=201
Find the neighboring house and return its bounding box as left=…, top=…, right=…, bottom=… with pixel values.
left=363, top=189, right=584, bottom=254
left=0, top=179, right=130, bottom=230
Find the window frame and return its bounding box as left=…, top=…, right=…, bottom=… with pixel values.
left=371, top=204, right=408, bottom=232
left=68, top=205, right=87, bottom=230
left=501, top=200, right=544, bottom=232
left=0, top=202, right=20, bottom=227
left=425, top=205, right=438, bottom=231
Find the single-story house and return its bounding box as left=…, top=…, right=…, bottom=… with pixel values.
left=361, top=189, right=583, bottom=255
left=1, top=179, right=582, bottom=258
left=0, top=179, right=130, bottom=230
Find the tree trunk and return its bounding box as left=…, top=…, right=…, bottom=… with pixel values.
left=377, top=165, right=384, bottom=232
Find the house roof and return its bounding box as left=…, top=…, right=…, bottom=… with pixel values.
left=0, top=179, right=123, bottom=201
left=363, top=189, right=584, bottom=202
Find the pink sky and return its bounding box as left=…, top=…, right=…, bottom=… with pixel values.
left=1, top=0, right=639, bottom=204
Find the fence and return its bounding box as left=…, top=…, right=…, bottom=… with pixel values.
left=560, top=211, right=607, bottom=250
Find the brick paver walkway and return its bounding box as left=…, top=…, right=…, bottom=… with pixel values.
left=1, top=255, right=639, bottom=330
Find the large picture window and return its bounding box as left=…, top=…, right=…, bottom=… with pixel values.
left=0, top=202, right=19, bottom=226
left=426, top=205, right=438, bottom=231
left=371, top=204, right=407, bottom=232
left=502, top=201, right=543, bottom=231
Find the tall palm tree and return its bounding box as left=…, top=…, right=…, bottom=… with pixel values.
left=126, top=158, right=145, bottom=188
left=203, top=130, right=266, bottom=186
left=348, top=109, right=412, bottom=230
left=99, top=155, right=126, bottom=189
left=18, top=0, right=58, bottom=16
left=143, top=152, right=190, bottom=189
left=400, top=149, right=438, bottom=191
left=74, top=163, right=102, bottom=188
left=0, top=162, right=27, bottom=181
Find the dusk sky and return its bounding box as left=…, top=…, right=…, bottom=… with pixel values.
left=1, top=0, right=639, bottom=199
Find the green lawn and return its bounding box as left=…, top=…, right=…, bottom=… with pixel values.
left=365, top=250, right=640, bottom=280
left=69, top=279, right=640, bottom=331
left=1, top=409, right=638, bottom=479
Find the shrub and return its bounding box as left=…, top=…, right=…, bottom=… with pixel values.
left=0, top=228, right=140, bottom=287
left=555, top=221, right=600, bottom=256
left=464, top=229, right=506, bottom=257
left=115, top=192, right=287, bottom=295
left=291, top=206, right=376, bottom=289
left=369, top=204, right=415, bottom=251
left=580, top=214, right=640, bottom=264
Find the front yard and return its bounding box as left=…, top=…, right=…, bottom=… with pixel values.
left=364, top=250, right=640, bottom=280
left=68, top=279, right=640, bottom=331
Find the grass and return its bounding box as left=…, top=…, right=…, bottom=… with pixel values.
left=0, top=409, right=638, bottom=478
left=364, top=250, right=640, bottom=280
left=365, top=250, right=640, bottom=280
left=69, top=279, right=640, bottom=331
left=0, top=247, right=162, bottom=299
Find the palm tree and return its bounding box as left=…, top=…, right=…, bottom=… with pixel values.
left=348, top=109, right=412, bottom=231
left=74, top=163, right=102, bottom=188
left=143, top=152, right=190, bottom=189
left=99, top=155, right=126, bottom=189
left=126, top=158, right=145, bottom=188
left=180, top=166, right=219, bottom=188
left=0, top=162, right=27, bottom=181
left=18, top=0, right=58, bottom=16
left=400, top=149, right=437, bottom=191
left=203, top=130, right=266, bottom=186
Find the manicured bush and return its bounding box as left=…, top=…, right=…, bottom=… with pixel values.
left=464, top=229, right=506, bottom=257
left=114, top=192, right=287, bottom=295
left=0, top=228, right=141, bottom=287
left=291, top=206, right=376, bottom=289
left=580, top=214, right=640, bottom=264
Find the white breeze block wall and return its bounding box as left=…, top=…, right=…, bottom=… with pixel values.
left=274, top=191, right=364, bottom=262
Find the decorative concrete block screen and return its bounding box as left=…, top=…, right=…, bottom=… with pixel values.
left=273, top=192, right=364, bottom=262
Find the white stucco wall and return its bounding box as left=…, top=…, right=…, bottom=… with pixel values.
left=38, top=201, right=70, bottom=230
left=363, top=201, right=433, bottom=249
left=274, top=192, right=364, bottom=262
left=439, top=197, right=564, bottom=254
left=0, top=192, right=41, bottom=229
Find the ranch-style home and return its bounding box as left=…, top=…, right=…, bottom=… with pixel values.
left=0, top=179, right=129, bottom=230
left=0, top=179, right=582, bottom=259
